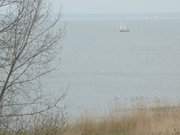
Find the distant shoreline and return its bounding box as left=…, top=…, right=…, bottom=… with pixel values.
left=62, top=12, right=180, bottom=21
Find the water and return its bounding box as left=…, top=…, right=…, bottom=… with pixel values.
left=43, top=17, right=180, bottom=117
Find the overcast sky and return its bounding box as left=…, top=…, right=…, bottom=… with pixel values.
left=51, top=0, right=180, bottom=15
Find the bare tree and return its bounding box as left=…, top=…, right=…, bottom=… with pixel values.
left=0, top=0, right=64, bottom=128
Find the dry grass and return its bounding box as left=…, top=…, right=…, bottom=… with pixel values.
left=2, top=103, right=180, bottom=135
left=65, top=104, right=180, bottom=135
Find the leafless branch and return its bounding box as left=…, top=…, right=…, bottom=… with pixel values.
left=0, top=0, right=64, bottom=127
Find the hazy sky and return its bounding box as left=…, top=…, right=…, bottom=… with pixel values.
left=51, top=0, right=180, bottom=14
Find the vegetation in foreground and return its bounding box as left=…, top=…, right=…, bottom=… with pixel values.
left=1, top=103, right=180, bottom=135
left=67, top=104, right=180, bottom=135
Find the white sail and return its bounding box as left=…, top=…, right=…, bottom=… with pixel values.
left=119, top=25, right=130, bottom=32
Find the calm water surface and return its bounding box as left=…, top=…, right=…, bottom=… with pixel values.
left=43, top=18, right=180, bottom=117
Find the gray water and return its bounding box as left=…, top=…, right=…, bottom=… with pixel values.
left=43, top=18, right=180, bottom=117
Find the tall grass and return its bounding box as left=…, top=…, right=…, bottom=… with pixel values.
left=2, top=103, right=180, bottom=135
left=65, top=104, right=180, bottom=135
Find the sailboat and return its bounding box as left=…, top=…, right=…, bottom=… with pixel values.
left=119, top=25, right=130, bottom=32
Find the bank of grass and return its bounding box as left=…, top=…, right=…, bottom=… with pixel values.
left=65, top=104, right=180, bottom=135
left=1, top=103, right=180, bottom=135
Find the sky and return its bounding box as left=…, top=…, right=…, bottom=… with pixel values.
left=51, top=0, right=180, bottom=15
